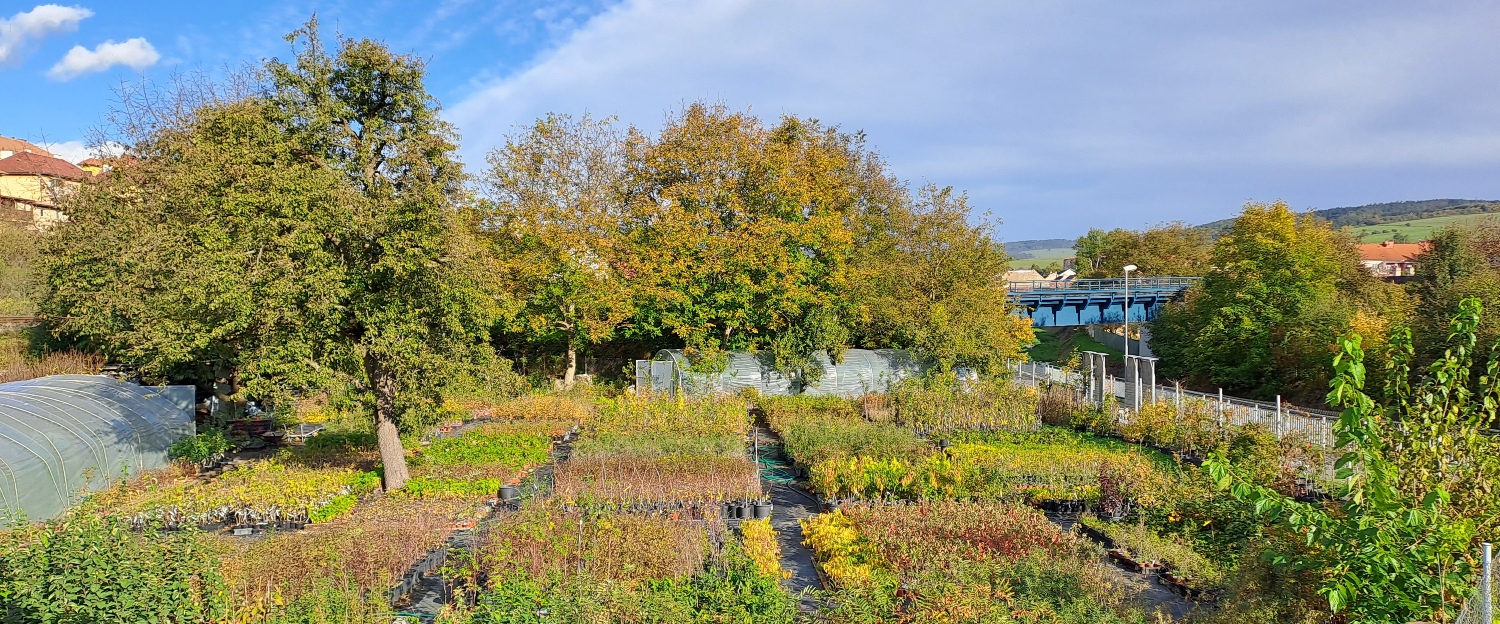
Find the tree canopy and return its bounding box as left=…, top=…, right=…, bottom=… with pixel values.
left=39, top=20, right=494, bottom=490
left=481, top=103, right=1033, bottom=380
left=1073, top=222, right=1212, bottom=278
left=1150, top=201, right=1387, bottom=400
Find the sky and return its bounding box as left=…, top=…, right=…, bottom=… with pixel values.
left=2, top=1, right=1499, bottom=241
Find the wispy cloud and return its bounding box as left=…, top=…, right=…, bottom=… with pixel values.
left=48, top=37, right=159, bottom=80
left=0, top=4, right=92, bottom=65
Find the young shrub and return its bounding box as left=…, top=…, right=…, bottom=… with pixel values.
left=0, top=516, right=228, bottom=622
left=739, top=519, right=788, bottom=580
left=168, top=428, right=231, bottom=465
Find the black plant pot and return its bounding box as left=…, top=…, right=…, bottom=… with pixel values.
left=499, top=485, right=519, bottom=502
left=753, top=502, right=772, bottom=520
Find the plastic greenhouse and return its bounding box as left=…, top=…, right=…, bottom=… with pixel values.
left=0, top=375, right=195, bottom=523
left=643, top=348, right=929, bottom=398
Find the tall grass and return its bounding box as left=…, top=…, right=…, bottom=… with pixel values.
left=0, top=340, right=104, bottom=383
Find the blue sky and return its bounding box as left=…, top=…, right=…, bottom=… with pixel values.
left=3, top=1, right=1499, bottom=240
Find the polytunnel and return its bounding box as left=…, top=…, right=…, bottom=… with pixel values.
left=0, top=375, right=195, bottom=523
left=645, top=348, right=929, bottom=398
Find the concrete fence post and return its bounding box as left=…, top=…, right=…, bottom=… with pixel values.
left=1218, top=388, right=1225, bottom=430
left=1482, top=541, right=1493, bottom=624
left=1276, top=395, right=1283, bottom=438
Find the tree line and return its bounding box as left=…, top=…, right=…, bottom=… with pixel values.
left=30, top=22, right=1032, bottom=490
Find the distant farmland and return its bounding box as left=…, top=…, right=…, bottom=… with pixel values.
left=1350, top=213, right=1500, bottom=243
left=1008, top=246, right=1074, bottom=269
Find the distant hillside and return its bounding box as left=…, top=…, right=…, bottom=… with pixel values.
left=1004, top=238, right=1074, bottom=257
left=1201, top=199, right=1500, bottom=233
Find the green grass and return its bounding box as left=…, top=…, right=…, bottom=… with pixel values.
left=1025, top=328, right=1123, bottom=364
left=1350, top=213, right=1500, bottom=243
left=1008, top=246, right=1075, bottom=270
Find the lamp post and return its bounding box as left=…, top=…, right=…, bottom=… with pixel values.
left=1122, top=264, right=1137, bottom=360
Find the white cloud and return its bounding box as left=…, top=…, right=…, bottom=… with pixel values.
left=43, top=139, right=87, bottom=164
left=48, top=37, right=159, bottom=80
left=447, top=0, right=1500, bottom=237
left=0, top=4, right=92, bottom=65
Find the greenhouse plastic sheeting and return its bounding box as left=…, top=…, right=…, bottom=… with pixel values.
left=0, top=375, right=194, bottom=523
left=651, top=348, right=927, bottom=398
left=800, top=349, right=927, bottom=397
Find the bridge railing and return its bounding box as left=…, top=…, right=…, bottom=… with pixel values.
left=1006, top=277, right=1201, bottom=293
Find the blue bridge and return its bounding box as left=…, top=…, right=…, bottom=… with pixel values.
left=1007, top=277, right=1200, bottom=327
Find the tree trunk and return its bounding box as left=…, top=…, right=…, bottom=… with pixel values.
left=564, top=343, right=578, bottom=389
left=367, top=354, right=410, bottom=491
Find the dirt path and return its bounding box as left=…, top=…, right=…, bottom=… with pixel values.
left=1047, top=515, right=1202, bottom=620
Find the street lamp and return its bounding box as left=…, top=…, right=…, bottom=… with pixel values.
left=1122, top=264, right=1138, bottom=360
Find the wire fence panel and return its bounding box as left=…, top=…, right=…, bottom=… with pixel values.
left=1456, top=542, right=1496, bottom=624
left=1013, top=360, right=1338, bottom=450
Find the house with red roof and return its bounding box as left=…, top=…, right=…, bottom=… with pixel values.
left=0, top=137, right=87, bottom=229
left=1354, top=240, right=1425, bottom=278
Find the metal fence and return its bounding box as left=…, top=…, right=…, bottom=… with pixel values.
left=1457, top=542, right=1496, bottom=624
left=1012, top=359, right=1339, bottom=449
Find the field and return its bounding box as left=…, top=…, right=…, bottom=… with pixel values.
left=1349, top=213, right=1500, bottom=242
left=1009, top=245, right=1076, bottom=270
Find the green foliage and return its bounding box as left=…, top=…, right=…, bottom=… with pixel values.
left=888, top=374, right=1040, bottom=434
left=169, top=428, right=231, bottom=464
left=303, top=431, right=377, bottom=452
left=1074, top=221, right=1212, bottom=278
left=0, top=516, right=228, bottom=622
left=470, top=547, right=800, bottom=624
left=1153, top=200, right=1385, bottom=400
left=0, top=222, right=36, bottom=316
left=780, top=421, right=930, bottom=467
left=1199, top=198, right=1500, bottom=232
left=482, top=113, right=634, bottom=384
left=307, top=493, right=357, bottom=523
left=421, top=432, right=551, bottom=469
left=1078, top=514, right=1224, bottom=585
left=401, top=476, right=503, bottom=499
left=1204, top=323, right=1481, bottom=621
left=806, top=426, right=1173, bottom=504
left=89, top=455, right=382, bottom=525
left=624, top=104, right=863, bottom=378
left=848, top=184, right=1035, bottom=375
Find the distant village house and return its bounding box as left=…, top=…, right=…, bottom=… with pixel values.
left=1355, top=240, right=1424, bottom=278
left=0, top=136, right=89, bottom=230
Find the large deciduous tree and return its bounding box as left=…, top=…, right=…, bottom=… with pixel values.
left=848, top=184, right=1033, bottom=375
left=1151, top=201, right=1383, bottom=400
left=41, top=20, right=492, bottom=491
left=623, top=104, right=859, bottom=378
left=482, top=114, right=634, bottom=387
left=261, top=21, right=490, bottom=490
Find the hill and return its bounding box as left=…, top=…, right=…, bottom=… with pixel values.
left=1200, top=199, right=1500, bottom=233
left=1004, top=238, right=1075, bottom=257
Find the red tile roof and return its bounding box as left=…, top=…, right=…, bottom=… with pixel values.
left=1355, top=240, right=1425, bottom=262
left=0, top=152, right=86, bottom=181
left=0, top=136, right=52, bottom=158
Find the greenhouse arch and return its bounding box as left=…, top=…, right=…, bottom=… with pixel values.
left=0, top=375, right=194, bottom=522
